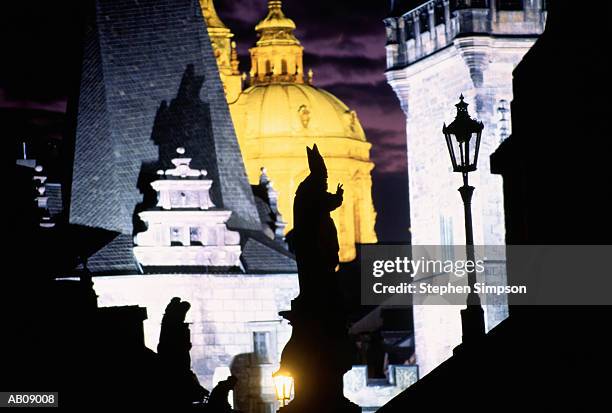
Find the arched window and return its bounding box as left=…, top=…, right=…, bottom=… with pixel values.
left=281, top=59, right=288, bottom=75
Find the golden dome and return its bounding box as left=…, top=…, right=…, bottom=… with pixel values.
left=231, top=83, right=367, bottom=143
left=208, top=0, right=378, bottom=262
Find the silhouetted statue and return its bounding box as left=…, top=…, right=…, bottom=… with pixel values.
left=275, top=145, right=359, bottom=413
left=292, top=144, right=343, bottom=296
left=158, top=297, right=208, bottom=407
left=207, top=375, right=238, bottom=413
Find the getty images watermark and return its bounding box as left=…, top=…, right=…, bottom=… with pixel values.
left=360, top=245, right=612, bottom=306
left=371, top=254, right=525, bottom=297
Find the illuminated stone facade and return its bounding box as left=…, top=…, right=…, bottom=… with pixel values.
left=94, top=272, right=299, bottom=413
left=133, top=148, right=242, bottom=268
left=202, top=0, right=377, bottom=262
left=384, top=0, right=546, bottom=377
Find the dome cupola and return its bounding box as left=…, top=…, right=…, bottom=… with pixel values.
left=249, top=1, right=305, bottom=85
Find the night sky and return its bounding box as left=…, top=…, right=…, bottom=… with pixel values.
left=1, top=0, right=411, bottom=243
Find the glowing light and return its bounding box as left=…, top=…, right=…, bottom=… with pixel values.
left=272, top=371, right=294, bottom=407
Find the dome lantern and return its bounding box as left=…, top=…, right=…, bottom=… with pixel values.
left=249, top=1, right=304, bottom=85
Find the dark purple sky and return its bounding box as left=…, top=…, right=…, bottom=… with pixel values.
left=1, top=0, right=411, bottom=243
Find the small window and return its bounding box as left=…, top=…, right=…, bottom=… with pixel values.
left=440, top=215, right=454, bottom=261
left=170, top=227, right=183, bottom=246
left=419, top=10, right=429, bottom=33
left=497, top=99, right=510, bottom=143
left=435, top=2, right=445, bottom=26
left=190, top=227, right=202, bottom=246
left=404, top=18, right=414, bottom=40
left=253, top=331, right=272, bottom=364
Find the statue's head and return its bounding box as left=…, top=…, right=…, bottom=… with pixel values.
left=306, top=144, right=327, bottom=189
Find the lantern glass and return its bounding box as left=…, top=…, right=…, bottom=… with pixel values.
left=443, top=95, right=484, bottom=173
left=273, top=372, right=294, bottom=406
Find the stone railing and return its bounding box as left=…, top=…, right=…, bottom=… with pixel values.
left=385, top=0, right=546, bottom=69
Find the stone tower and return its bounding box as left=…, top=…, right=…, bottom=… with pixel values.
left=384, top=0, right=546, bottom=376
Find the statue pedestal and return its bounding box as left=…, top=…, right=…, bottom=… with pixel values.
left=277, top=293, right=361, bottom=413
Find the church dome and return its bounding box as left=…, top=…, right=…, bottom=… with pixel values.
left=230, top=83, right=367, bottom=142
left=206, top=0, right=378, bottom=262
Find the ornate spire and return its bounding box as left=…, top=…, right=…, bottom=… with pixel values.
left=230, top=41, right=240, bottom=75
left=199, top=0, right=243, bottom=103
left=249, top=0, right=305, bottom=85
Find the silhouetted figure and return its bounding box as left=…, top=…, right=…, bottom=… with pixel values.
left=207, top=375, right=238, bottom=413
left=158, top=297, right=208, bottom=407
left=276, top=146, right=359, bottom=413
left=292, top=144, right=343, bottom=296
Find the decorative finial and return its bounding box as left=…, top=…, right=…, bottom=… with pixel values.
left=230, top=41, right=240, bottom=74
left=177, top=147, right=186, bottom=155
left=35, top=165, right=43, bottom=173
left=455, top=94, right=469, bottom=115
left=307, top=68, right=313, bottom=84
left=269, top=0, right=283, bottom=10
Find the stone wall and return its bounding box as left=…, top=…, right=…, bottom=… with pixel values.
left=94, top=273, right=298, bottom=411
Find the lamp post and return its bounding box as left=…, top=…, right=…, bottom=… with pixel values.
left=442, top=94, right=486, bottom=342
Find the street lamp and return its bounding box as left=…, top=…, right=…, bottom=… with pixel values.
left=272, top=370, right=294, bottom=408
left=442, top=94, right=486, bottom=342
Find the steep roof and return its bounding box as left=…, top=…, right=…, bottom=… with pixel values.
left=68, top=0, right=294, bottom=274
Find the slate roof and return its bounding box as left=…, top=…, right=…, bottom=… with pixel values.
left=68, top=0, right=295, bottom=275
left=240, top=230, right=297, bottom=274
left=83, top=233, right=140, bottom=275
